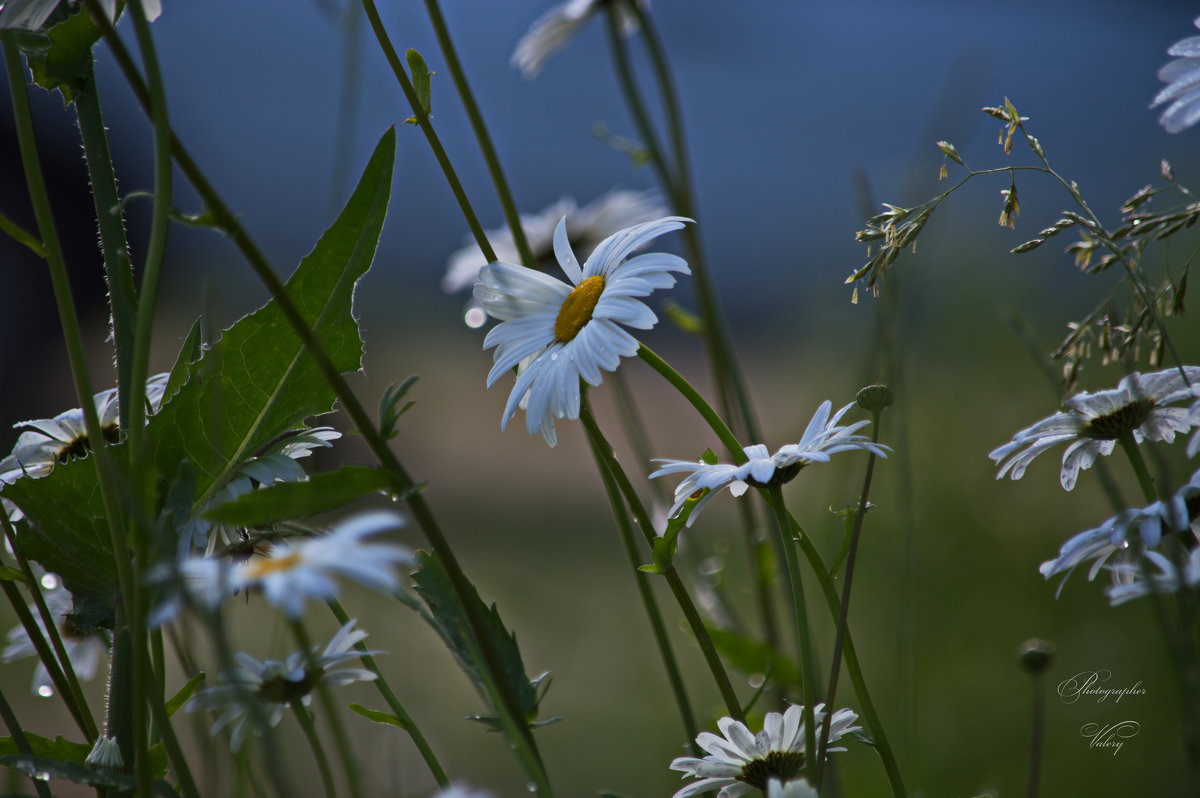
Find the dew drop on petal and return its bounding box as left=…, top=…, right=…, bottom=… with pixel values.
left=464, top=307, right=487, bottom=329
left=37, top=685, right=54, bottom=698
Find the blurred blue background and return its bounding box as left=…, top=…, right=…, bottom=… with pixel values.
left=3, top=1, right=1200, bottom=796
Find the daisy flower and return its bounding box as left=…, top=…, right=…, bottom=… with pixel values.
left=156, top=511, right=414, bottom=622
left=651, top=401, right=889, bottom=526
left=185, top=620, right=379, bottom=752
left=1153, top=16, right=1200, bottom=133
left=1107, top=547, right=1200, bottom=605
left=444, top=190, right=668, bottom=296
left=475, top=215, right=690, bottom=446
left=1040, top=467, right=1200, bottom=598
left=1, top=373, right=170, bottom=483
left=989, top=366, right=1200, bottom=491
left=2, top=579, right=109, bottom=697
left=669, top=703, right=859, bottom=798
left=511, top=0, right=646, bottom=79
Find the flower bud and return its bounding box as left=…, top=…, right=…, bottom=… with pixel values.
left=1017, top=638, right=1055, bottom=674
left=856, top=384, right=894, bottom=413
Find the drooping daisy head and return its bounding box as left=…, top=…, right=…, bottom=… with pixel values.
left=185, top=620, right=379, bottom=752
left=651, top=401, right=888, bottom=526
left=1153, top=15, right=1200, bottom=134
left=669, top=703, right=858, bottom=798
left=511, top=0, right=646, bottom=79
left=1, top=373, right=170, bottom=483
left=475, top=215, right=690, bottom=446
left=989, top=366, right=1200, bottom=491
left=443, top=190, right=667, bottom=297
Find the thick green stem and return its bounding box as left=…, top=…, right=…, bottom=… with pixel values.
left=422, top=0, right=535, bottom=268
left=326, top=600, right=450, bottom=788
left=1025, top=671, right=1045, bottom=798
left=358, top=0, right=495, bottom=263
left=583, top=396, right=699, bottom=749
left=578, top=403, right=744, bottom=721
left=73, top=78, right=137, bottom=429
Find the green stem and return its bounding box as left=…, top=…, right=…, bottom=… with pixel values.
left=583, top=395, right=700, bottom=749
left=422, top=0, right=535, bottom=268
left=289, top=621, right=362, bottom=798
left=1117, top=431, right=1157, bottom=503
left=814, top=410, right=884, bottom=786
left=73, top=76, right=137, bottom=430
left=145, top=684, right=202, bottom=798
left=91, top=18, right=553, bottom=792
left=0, top=687, right=53, bottom=798
left=764, top=485, right=818, bottom=785
left=358, top=0, right=496, bottom=263
left=1025, top=671, right=1044, bottom=798
left=3, top=28, right=135, bottom=766
left=637, top=344, right=743, bottom=457
left=290, top=698, right=339, bottom=798
left=578, top=402, right=744, bottom=721
left=325, top=600, right=450, bottom=788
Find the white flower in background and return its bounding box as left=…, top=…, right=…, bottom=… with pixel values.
left=989, top=367, right=1200, bottom=491
left=84, top=735, right=124, bottom=770
left=475, top=215, right=690, bottom=446
left=0, top=373, right=170, bottom=483
left=2, top=579, right=109, bottom=696
left=511, top=0, right=646, bottom=79
left=443, top=190, right=667, bottom=296
left=669, top=703, right=858, bottom=798
left=1041, top=467, right=1200, bottom=598
left=1153, top=16, right=1200, bottom=133
left=186, top=620, right=379, bottom=752
left=157, top=512, right=413, bottom=621
left=651, top=401, right=889, bottom=526
left=767, top=778, right=818, bottom=798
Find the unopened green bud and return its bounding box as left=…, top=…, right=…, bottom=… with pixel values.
left=856, top=384, right=894, bottom=412
left=1017, top=638, right=1055, bottom=674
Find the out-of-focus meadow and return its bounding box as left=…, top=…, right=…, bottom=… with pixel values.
left=2, top=1, right=1199, bottom=796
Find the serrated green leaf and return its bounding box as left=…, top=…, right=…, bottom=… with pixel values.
left=0, top=733, right=89, bottom=763
left=164, top=672, right=206, bottom=717
left=203, top=465, right=391, bottom=527
left=411, top=551, right=544, bottom=724
left=148, top=129, right=396, bottom=508
left=0, top=754, right=173, bottom=795
left=3, top=456, right=119, bottom=624
left=706, top=626, right=801, bottom=689
left=24, top=6, right=102, bottom=103
left=347, top=703, right=410, bottom=730
left=163, top=317, right=203, bottom=406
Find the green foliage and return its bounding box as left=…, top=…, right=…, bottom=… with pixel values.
left=706, top=626, right=801, bottom=690
left=148, top=129, right=396, bottom=508
left=163, top=317, right=203, bottom=406
left=164, top=672, right=206, bottom=717
left=377, top=376, right=419, bottom=440
left=404, top=49, right=433, bottom=124
left=21, top=5, right=102, bottom=104
left=411, top=551, right=555, bottom=729
left=0, top=733, right=168, bottom=789
left=203, top=465, right=392, bottom=527
left=348, top=703, right=410, bottom=730
left=0, top=755, right=172, bottom=795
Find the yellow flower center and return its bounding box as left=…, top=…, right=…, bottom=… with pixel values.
left=554, top=275, right=605, bottom=343
left=243, top=550, right=304, bottom=578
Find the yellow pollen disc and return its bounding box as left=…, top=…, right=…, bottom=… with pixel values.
left=554, top=275, right=605, bottom=342
left=243, top=551, right=304, bottom=578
